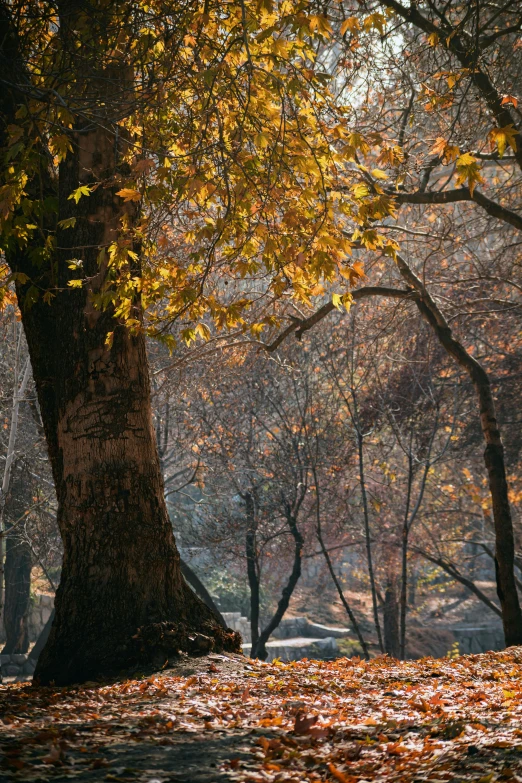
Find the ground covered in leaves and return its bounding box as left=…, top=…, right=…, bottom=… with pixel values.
left=2, top=649, right=522, bottom=782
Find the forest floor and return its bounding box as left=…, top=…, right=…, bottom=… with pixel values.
left=2, top=648, right=522, bottom=783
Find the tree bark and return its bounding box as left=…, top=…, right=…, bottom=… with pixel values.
left=1, top=2, right=239, bottom=685
left=2, top=530, right=31, bottom=654
left=383, top=581, right=400, bottom=659
left=20, top=299, right=239, bottom=683
left=18, top=288, right=240, bottom=684
left=244, top=491, right=260, bottom=656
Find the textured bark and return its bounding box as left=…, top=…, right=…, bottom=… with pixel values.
left=2, top=532, right=31, bottom=654
left=32, top=303, right=239, bottom=680
left=1, top=2, right=239, bottom=685
left=18, top=291, right=239, bottom=685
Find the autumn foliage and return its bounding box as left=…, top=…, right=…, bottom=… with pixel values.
left=4, top=649, right=522, bottom=781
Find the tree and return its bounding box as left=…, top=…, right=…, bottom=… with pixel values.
left=257, top=0, right=522, bottom=646
left=0, top=0, right=391, bottom=683
left=188, top=352, right=317, bottom=660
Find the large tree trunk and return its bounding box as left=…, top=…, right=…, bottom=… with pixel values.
left=1, top=2, right=239, bottom=686
left=18, top=293, right=239, bottom=685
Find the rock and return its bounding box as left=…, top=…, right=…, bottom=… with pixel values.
left=22, top=658, right=37, bottom=675
left=3, top=665, right=20, bottom=676
left=271, top=617, right=352, bottom=640
left=12, top=654, right=28, bottom=665
left=243, top=636, right=339, bottom=662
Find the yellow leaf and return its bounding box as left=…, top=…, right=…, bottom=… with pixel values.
left=68, top=185, right=92, bottom=203
left=332, top=292, right=343, bottom=310
left=371, top=168, right=388, bottom=180
left=58, top=217, right=77, bottom=230
left=488, top=125, right=518, bottom=158
left=340, top=17, right=360, bottom=35
left=363, top=12, right=386, bottom=35
left=456, top=152, right=477, bottom=167
left=255, top=132, right=270, bottom=149
left=116, top=188, right=142, bottom=202
left=195, top=323, right=211, bottom=341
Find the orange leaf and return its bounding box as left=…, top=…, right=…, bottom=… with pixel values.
left=501, top=95, right=518, bottom=109
left=116, top=188, right=141, bottom=202
left=328, top=763, right=354, bottom=783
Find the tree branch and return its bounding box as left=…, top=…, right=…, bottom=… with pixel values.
left=264, top=287, right=414, bottom=352
left=413, top=547, right=502, bottom=617
left=379, top=0, right=522, bottom=171
left=393, top=188, right=522, bottom=232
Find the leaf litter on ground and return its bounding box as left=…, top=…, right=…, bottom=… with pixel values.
left=2, top=648, right=522, bottom=781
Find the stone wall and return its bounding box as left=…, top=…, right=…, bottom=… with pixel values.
left=0, top=653, right=36, bottom=680
left=452, top=625, right=505, bottom=654
left=221, top=613, right=349, bottom=661
left=243, top=636, right=339, bottom=662
left=221, top=613, right=352, bottom=645
left=0, top=592, right=54, bottom=645
left=28, top=593, right=54, bottom=640
left=221, top=612, right=251, bottom=642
